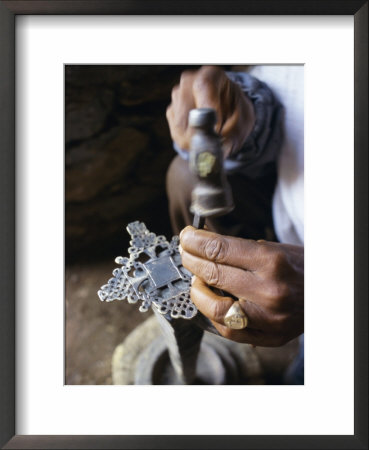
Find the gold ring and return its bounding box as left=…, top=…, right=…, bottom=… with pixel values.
left=224, top=302, right=248, bottom=330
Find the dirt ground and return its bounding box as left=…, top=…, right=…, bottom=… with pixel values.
left=65, top=260, right=152, bottom=384
left=66, top=261, right=299, bottom=385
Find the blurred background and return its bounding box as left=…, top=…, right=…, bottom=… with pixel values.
left=65, top=65, right=297, bottom=385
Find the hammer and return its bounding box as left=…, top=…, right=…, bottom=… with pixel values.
left=188, top=108, right=234, bottom=228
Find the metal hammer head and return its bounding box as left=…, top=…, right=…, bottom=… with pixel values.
left=188, top=108, right=217, bottom=129
left=189, top=108, right=234, bottom=218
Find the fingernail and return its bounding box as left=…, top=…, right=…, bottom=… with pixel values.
left=178, top=244, right=183, bottom=255
left=179, top=229, right=184, bottom=240
left=191, top=275, right=196, bottom=284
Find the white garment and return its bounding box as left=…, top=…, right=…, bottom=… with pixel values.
left=249, top=66, right=304, bottom=245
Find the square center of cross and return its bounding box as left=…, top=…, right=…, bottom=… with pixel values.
left=145, top=256, right=182, bottom=288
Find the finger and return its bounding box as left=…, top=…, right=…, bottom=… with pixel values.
left=190, top=276, right=233, bottom=324
left=238, top=297, right=286, bottom=333
left=166, top=105, right=187, bottom=149
left=191, top=276, right=278, bottom=332
left=166, top=72, right=197, bottom=149
left=166, top=105, right=194, bottom=150
left=192, top=66, right=226, bottom=102
left=169, top=93, right=195, bottom=131
left=171, top=85, right=180, bottom=103
left=191, top=277, right=266, bottom=331
left=181, top=249, right=272, bottom=312
left=180, top=226, right=266, bottom=271
left=220, top=103, right=249, bottom=156
left=176, top=71, right=197, bottom=131
left=192, top=66, right=229, bottom=130
left=219, top=111, right=240, bottom=156
left=182, top=250, right=265, bottom=304
left=179, top=70, right=197, bottom=89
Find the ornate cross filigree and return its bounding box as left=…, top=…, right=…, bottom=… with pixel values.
left=98, top=221, right=197, bottom=319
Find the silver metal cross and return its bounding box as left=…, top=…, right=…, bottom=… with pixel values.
left=98, top=221, right=197, bottom=320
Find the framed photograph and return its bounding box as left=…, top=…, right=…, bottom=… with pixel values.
left=0, top=1, right=367, bottom=449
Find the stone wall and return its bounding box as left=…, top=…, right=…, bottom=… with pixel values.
left=65, top=65, right=203, bottom=261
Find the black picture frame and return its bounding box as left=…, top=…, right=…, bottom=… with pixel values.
left=0, top=1, right=367, bottom=449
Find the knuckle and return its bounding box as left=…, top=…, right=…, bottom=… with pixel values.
left=198, top=65, right=221, bottom=81
left=193, top=67, right=218, bottom=91
left=272, top=313, right=288, bottom=333
left=265, top=281, right=289, bottom=305
left=211, top=300, right=224, bottom=323
left=189, top=284, right=201, bottom=307
left=179, top=70, right=194, bottom=86
left=269, top=250, right=286, bottom=272
left=165, top=106, right=172, bottom=121
left=192, top=76, right=208, bottom=94
left=276, top=282, right=289, bottom=301
left=221, top=327, right=234, bottom=340
left=203, top=237, right=228, bottom=262
left=204, top=261, right=220, bottom=286
left=171, top=85, right=179, bottom=101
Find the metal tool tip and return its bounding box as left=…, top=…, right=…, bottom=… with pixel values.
left=189, top=108, right=216, bottom=128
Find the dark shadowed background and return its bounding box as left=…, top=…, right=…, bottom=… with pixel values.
left=65, top=65, right=297, bottom=385
left=65, top=65, right=205, bottom=261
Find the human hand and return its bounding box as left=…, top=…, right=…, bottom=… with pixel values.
left=166, top=66, right=255, bottom=158
left=180, top=226, right=304, bottom=347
